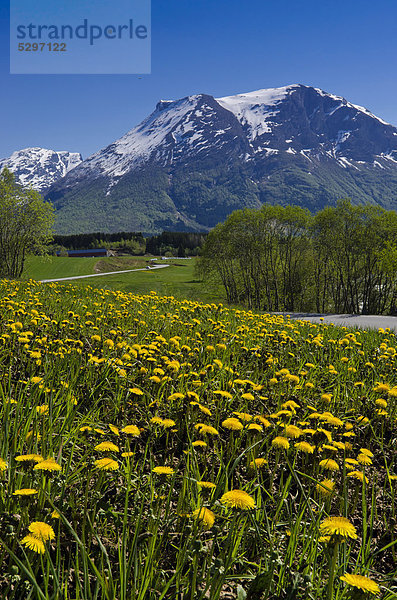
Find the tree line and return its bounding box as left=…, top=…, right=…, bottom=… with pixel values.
left=53, top=230, right=207, bottom=257
left=198, top=200, right=397, bottom=315
left=52, top=231, right=146, bottom=255
left=145, top=231, right=207, bottom=257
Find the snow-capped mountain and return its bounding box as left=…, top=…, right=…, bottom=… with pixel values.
left=52, top=84, right=397, bottom=186
left=0, top=148, right=82, bottom=192
left=44, top=84, right=397, bottom=233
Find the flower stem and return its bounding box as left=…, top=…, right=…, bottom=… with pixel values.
left=326, top=540, right=339, bottom=600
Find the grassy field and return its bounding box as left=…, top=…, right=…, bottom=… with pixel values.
left=23, top=255, right=223, bottom=303
left=0, top=279, right=395, bottom=599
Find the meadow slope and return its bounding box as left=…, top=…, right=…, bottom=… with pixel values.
left=0, top=279, right=395, bottom=599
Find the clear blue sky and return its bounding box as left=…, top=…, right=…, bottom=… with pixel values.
left=1, top=0, right=397, bottom=159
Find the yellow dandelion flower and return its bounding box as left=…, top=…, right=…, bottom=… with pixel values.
left=121, top=451, right=134, bottom=458
left=294, top=441, right=315, bottom=454
left=284, top=425, right=303, bottom=439
left=213, top=390, right=233, bottom=399
left=152, top=466, right=175, bottom=476
left=94, top=428, right=106, bottom=435
left=94, top=441, right=120, bottom=452
left=321, top=393, right=332, bottom=403
left=254, top=415, right=271, bottom=427
left=197, top=481, right=216, bottom=490
left=316, top=479, right=335, bottom=497
left=34, top=460, right=61, bottom=472
left=168, top=392, right=185, bottom=401
left=192, top=507, right=215, bottom=529
left=323, top=415, right=344, bottom=427
left=196, top=424, right=219, bottom=436
left=302, top=428, right=316, bottom=436
left=271, top=436, right=290, bottom=450
left=340, top=573, right=380, bottom=595
left=282, top=400, right=300, bottom=410
left=344, top=459, right=359, bottom=470
left=332, top=441, right=346, bottom=450
left=249, top=458, right=268, bottom=469
left=319, top=458, right=339, bottom=471
left=0, top=458, right=8, bottom=471
left=247, top=423, right=262, bottom=432
left=109, top=424, right=120, bottom=436
left=15, top=454, right=43, bottom=463
left=197, top=404, right=212, bottom=416
left=321, top=444, right=338, bottom=453
left=21, top=534, right=45, bottom=554
left=308, top=412, right=321, bottom=420
left=192, top=440, right=207, bottom=448
left=129, top=387, right=144, bottom=396
left=222, top=418, right=243, bottom=431
left=318, top=535, right=331, bottom=544
left=319, top=516, right=357, bottom=539
left=316, top=428, right=333, bottom=443
left=94, top=458, right=119, bottom=471
left=28, top=521, right=55, bottom=541
left=121, top=425, right=141, bottom=436
left=161, top=419, right=176, bottom=428
left=347, top=470, right=369, bottom=484
left=220, top=489, right=255, bottom=510
left=233, top=412, right=253, bottom=422
left=357, top=453, right=372, bottom=465
left=375, top=398, right=387, bottom=408
left=13, top=488, right=38, bottom=496
left=360, top=448, right=374, bottom=458
left=36, top=405, right=49, bottom=415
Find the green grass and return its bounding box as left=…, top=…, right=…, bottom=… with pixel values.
left=22, top=255, right=101, bottom=280
left=23, top=255, right=223, bottom=303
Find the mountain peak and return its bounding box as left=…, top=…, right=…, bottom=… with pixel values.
left=0, top=147, right=83, bottom=192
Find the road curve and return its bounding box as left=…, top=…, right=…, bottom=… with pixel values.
left=277, top=312, right=397, bottom=332
left=40, top=264, right=170, bottom=283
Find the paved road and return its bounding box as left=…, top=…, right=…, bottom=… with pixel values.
left=40, top=264, right=169, bottom=283
left=278, top=312, right=397, bottom=332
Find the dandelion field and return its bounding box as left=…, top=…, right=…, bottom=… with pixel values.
left=0, top=279, right=396, bottom=599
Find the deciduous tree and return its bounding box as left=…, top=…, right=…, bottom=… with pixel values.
left=0, top=167, right=54, bottom=278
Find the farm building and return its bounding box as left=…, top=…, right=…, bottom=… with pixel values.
left=57, top=249, right=113, bottom=258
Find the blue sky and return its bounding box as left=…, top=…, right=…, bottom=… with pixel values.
left=1, top=0, right=397, bottom=159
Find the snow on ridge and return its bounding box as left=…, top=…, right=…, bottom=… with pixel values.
left=314, top=87, right=392, bottom=126
left=78, top=95, right=202, bottom=177
left=216, top=85, right=298, bottom=141
left=216, top=84, right=299, bottom=108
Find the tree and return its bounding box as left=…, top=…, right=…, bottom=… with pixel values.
left=0, top=167, right=54, bottom=278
